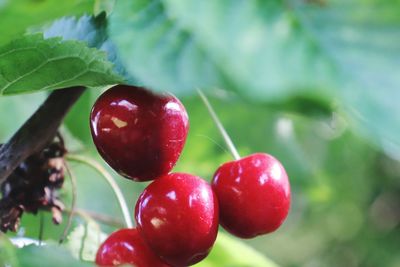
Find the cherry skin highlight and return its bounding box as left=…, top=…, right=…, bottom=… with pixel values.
left=212, top=153, right=290, bottom=238
left=95, top=228, right=169, bottom=267
left=135, top=173, right=219, bottom=267
left=90, top=85, right=189, bottom=181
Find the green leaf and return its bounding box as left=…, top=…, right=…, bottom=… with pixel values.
left=37, top=13, right=132, bottom=142
left=162, top=0, right=337, bottom=100
left=158, top=0, right=400, bottom=154
left=16, top=243, right=95, bottom=267
left=110, top=0, right=400, bottom=154
left=41, top=13, right=132, bottom=81
left=109, top=0, right=335, bottom=98
left=195, top=232, right=279, bottom=267
left=66, top=220, right=107, bottom=262
left=292, top=0, right=400, bottom=155
left=41, top=13, right=108, bottom=49
left=0, top=0, right=95, bottom=46
left=0, top=34, right=123, bottom=95
left=109, top=0, right=225, bottom=95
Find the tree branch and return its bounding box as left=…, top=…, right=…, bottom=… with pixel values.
left=0, top=87, right=86, bottom=184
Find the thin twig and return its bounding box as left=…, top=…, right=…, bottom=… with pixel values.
left=66, top=154, right=133, bottom=228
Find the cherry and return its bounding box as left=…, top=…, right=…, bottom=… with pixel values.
left=212, top=153, right=290, bottom=238
left=95, top=228, right=169, bottom=267
left=135, top=173, right=219, bottom=267
left=90, top=85, right=189, bottom=181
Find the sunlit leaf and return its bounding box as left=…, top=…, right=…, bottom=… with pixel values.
left=67, top=220, right=107, bottom=262
left=0, top=34, right=123, bottom=95
left=109, top=0, right=225, bottom=95
left=195, top=232, right=279, bottom=267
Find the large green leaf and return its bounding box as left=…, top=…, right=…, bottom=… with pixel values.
left=163, top=0, right=337, bottom=100
left=0, top=0, right=94, bottom=46
left=291, top=0, right=400, bottom=155
left=162, top=0, right=400, bottom=152
left=109, top=0, right=225, bottom=95
left=109, top=0, right=335, bottom=97
left=109, top=0, right=400, bottom=154
left=0, top=34, right=123, bottom=95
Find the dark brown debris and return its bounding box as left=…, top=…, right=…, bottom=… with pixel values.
left=0, top=136, right=67, bottom=232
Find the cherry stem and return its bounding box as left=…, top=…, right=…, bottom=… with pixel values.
left=59, top=161, right=77, bottom=244
left=66, top=208, right=124, bottom=228
left=66, top=154, right=133, bottom=229
left=197, top=89, right=241, bottom=160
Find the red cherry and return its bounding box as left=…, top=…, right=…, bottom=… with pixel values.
left=95, top=228, right=169, bottom=267
left=90, top=85, right=189, bottom=181
left=212, top=153, right=290, bottom=238
left=135, top=173, right=219, bottom=267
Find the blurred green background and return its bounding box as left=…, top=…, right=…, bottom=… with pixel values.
left=0, top=0, right=399, bottom=267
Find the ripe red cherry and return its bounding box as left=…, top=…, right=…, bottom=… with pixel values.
left=90, top=85, right=189, bottom=181
left=135, top=173, right=219, bottom=267
left=212, top=153, right=290, bottom=238
left=95, top=228, right=169, bottom=267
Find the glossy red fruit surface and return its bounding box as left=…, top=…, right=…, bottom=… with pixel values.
left=95, top=228, right=169, bottom=267
left=135, top=173, right=219, bottom=267
left=212, top=153, right=290, bottom=238
left=90, top=85, right=189, bottom=181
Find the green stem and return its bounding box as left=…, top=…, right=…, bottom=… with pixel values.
left=68, top=208, right=124, bottom=228
left=59, top=161, right=77, bottom=244
left=197, top=89, right=241, bottom=160
left=66, top=154, right=133, bottom=228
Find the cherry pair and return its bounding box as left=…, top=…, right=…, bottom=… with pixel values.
left=96, top=172, right=218, bottom=267
left=91, top=85, right=290, bottom=267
